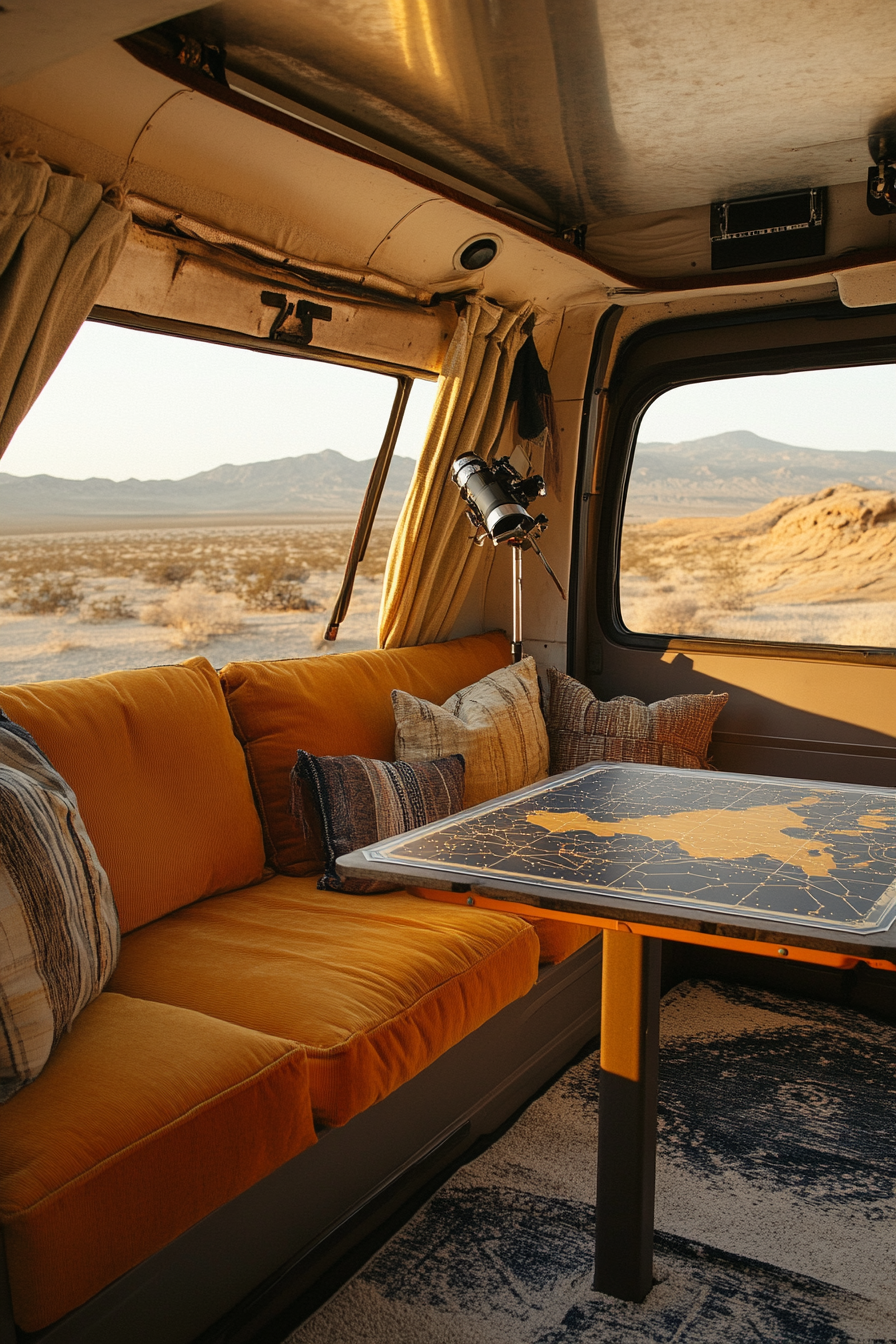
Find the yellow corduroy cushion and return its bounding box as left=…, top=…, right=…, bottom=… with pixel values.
left=0, top=992, right=315, bottom=1333
left=521, top=915, right=600, bottom=964
left=409, top=888, right=598, bottom=965
left=108, top=873, right=540, bottom=1127
left=0, top=658, right=266, bottom=932
left=220, top=630, right=511, bottom=875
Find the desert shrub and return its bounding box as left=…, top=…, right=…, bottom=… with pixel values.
left=143, top=561, right=196, bottom=586
left=237, top=564, right=322, bottom=612
left=139, top=584, right=245, bottom=646
left=79, top=594, right=135, bottom=623
left=619, top=529, right=666, bottom=580
left=4, top=577, right=84, bottom=615
left=703, top=546, right=753, bottom=612
left=627, top=594, right=712, bottom=637
left=43, top=638, right=88, bottom=655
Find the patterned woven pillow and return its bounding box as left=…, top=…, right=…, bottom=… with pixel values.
left=0, top=709, right=119, bottom=1101
left=546, top=668, right=727, bottom=774
left=291, top=751, right=465, bottom=894
left=392, top=657, right=549, bottom=808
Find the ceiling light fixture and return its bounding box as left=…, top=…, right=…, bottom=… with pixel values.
left=454, top=236, right=502, bottom=271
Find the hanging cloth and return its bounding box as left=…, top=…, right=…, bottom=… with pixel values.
left=506, top=322, right=561, bottom=496
left=378, top=295, right=534, bottom=650
left=0, top=150, right=131, bottom=458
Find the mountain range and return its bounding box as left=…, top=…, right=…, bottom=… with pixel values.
left=629, top=431, right=896, bottom=519
left=0, top=449, right=417, bottom=519
left=2, top=433, right=895, bottom=524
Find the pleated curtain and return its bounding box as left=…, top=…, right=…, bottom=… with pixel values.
left=378, top=295, right=534, bottom=649
left=0, top=151, right=131, bottom=459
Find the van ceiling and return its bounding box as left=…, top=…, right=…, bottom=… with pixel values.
left=156, top=0, right=892, bottom=230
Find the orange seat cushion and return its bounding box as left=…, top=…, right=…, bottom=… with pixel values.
left=220, top=631, right=511, bottom=875
left=0, top=992, right=314, bottom=1333
left=518, top=915, right=599, bottom=964
left=409, top=888, right=598, bottom=965
left=0, top=658, right=266, bottom=932
left=107, top=873, right=539, bottom=1127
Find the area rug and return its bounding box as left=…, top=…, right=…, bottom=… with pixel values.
left=286, top=980, right=896, bottom=1343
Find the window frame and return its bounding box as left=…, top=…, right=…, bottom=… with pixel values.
left=590, top=298, right=896, bottom=670
left=82, top=304, right=436, bottom=642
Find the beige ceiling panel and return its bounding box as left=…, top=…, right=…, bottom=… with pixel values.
left=133, top=91, right=435, bottom=272
left=0, top=41, right=183, bottom=158
left=0, top=42, right=616, bottom=304
left=835, top=260, right=896, bottom=308
left=367, top=198, right=608, bottom=312
left=0, top=1, right=197, bottom=89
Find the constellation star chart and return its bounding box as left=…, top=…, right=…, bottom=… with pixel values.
left=366, top=765, right=896, bottom=934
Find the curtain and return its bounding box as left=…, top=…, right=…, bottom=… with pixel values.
left=0, top=150, right=131, bottom=459
left=378, top=295, right=534, bottom=649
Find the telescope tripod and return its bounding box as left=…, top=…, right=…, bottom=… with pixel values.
left=511, top=542, right=524, bottom=663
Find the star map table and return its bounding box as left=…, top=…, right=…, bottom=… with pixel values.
left=337, top=762, right=896, bottom=1303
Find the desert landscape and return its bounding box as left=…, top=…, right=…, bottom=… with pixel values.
left=0, top=519, right=395, bottom=684
left=0, top=447, right=415, bottom=683
left=622, top=482, right=896, bottom=646
left=1, top=432, right=894, bottom=685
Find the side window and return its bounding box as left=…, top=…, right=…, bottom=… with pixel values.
left=619, top=366, right=896, bottom=650
left=0, top=321, right=437, bottom=683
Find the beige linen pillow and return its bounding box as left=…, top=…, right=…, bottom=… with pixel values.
left=392, top=657, right=549, bottom=807
left=546, top=667, right=727, bottom=773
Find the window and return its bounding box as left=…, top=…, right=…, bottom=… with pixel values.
left=0, top=321, right=437, bottom=683
left=619, top=366, right=896, bottom=650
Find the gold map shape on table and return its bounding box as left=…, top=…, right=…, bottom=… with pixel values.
left=525, top=796, right=886, bottom=879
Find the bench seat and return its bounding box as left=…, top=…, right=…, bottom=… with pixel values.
left=0, top=993, right=314, bottom=1333
left=107, top=874, right=541, bottom=1127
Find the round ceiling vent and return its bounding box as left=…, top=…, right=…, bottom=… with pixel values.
left=454, top=235, right=503, bottom=271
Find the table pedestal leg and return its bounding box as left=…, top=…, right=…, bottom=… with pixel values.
left=594, top=929, right=662, bottom=1302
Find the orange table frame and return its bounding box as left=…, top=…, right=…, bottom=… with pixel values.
left=410, top=887, right=896, bottom=1301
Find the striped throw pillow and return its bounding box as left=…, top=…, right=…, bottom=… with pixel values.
left=392, top=657, right=549, bottom=808
left=0, top=709, right=120, bottom=1101
left=291, top=751, right=465, bottom=894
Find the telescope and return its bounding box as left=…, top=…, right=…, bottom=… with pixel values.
left=451, top=453, right=565, bottom=662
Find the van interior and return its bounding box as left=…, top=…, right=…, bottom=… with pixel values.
left=1, top=4, right=895, bottom=1342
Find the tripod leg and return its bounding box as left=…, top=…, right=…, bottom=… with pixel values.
left=511, top=544, right=523, bottom=662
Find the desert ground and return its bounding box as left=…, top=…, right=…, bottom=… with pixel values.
left=621, top=482, right=896, bottom=647
left=1, top=481, right=894, bottom=686
left=0, top=519, right=393, bottom=684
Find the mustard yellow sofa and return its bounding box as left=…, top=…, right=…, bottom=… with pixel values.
left=0, top=632, right=600, bottom=1343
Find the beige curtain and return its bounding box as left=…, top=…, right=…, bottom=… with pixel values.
left=0, top=151, right=131, bottom=459
left=378, top=296, right=534, bottom=649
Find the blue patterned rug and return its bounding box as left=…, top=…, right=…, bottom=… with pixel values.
left=288, top=980, right=896, bottom=1343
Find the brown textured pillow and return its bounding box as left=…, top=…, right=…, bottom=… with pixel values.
left=546, top=668, right=727, bottom=773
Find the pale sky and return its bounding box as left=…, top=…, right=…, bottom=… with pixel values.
left=2, top=322, right=892, bottom=481
left=1, top=322, right=440, bottom=481
left=639, top=365, right=896, bottom=452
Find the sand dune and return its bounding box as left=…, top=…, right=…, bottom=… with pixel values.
left=622, top=483, right=896, bottom=645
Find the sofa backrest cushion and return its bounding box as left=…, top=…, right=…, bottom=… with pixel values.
left=220, top=630, right=511, bottom=875
left=0, top=711, right=120, bottom=1100
left=0, top=659, right=266, bottom=933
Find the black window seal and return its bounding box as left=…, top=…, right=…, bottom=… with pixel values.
left=588, top=297, right=896, bottom=670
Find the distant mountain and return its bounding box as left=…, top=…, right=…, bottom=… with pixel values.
left=0, top=449, right=417, bottom=518
left=4, top=433, right=895, bottom=526
left=628, top=430, right=896, bottom=519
